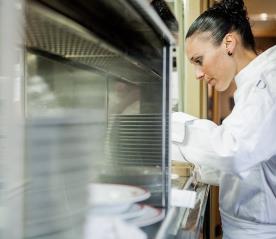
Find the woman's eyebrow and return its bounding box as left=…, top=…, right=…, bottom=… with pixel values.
left=190, top=56, right=202, bottom=62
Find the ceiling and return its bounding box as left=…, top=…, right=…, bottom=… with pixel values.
left=244, top=0, right=276, bottom=37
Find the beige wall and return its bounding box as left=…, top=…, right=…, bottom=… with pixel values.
left=182, top=0, right=207, bottom=118
left=183, top=0, right=201, bottom=117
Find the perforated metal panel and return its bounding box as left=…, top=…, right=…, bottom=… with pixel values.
left=106, top=114, right=164, bottom=166
left=26, top=3, right=161, bottom=84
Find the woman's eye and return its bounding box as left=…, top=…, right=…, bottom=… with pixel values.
left=195, top=60, right=202, bottom=65
left=193, top=56, right=203, bottom=65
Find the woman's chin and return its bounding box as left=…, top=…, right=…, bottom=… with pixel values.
left=215, top=84, right=228, bottom=92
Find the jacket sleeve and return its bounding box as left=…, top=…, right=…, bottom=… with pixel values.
left=192, top=163, right=220, bottom=186
left=173, top=80, right=276, bottom=176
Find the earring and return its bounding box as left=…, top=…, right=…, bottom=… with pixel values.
left=228, top=51, right=232, bottom=56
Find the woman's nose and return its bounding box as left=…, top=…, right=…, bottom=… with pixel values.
left=195, top=66, right=204, bottom=80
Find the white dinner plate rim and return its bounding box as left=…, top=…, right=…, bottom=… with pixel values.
left=126, top=204, right=165, bottom=227
left=89, top=183, right=151, bottom=207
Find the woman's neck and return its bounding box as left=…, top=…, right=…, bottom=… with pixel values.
left=235, top=47, right=257, bottom=74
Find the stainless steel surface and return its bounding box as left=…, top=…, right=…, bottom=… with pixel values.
left=155, top=176, right=193, bottom=239
left=102, top=111, right=168, bottom=207
left=129, top=0, right=176, bottom=45
left=177, top=184, right=209, bottom=239
left=25, top=115, right=99, bottom=238
left=0, top=0, right=25, bottom=238
left=26, top=50, right=107, bottom=238
left=24, top=0, right=173, bottom=236
left=106, top=114, right=163, bottom=165
left=26, top=52, right=107, bottom=117
left=155, top=176, right=209, bottom=239
left=26, top=2, right=161, bottom=85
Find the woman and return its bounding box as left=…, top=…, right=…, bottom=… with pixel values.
left=172, top=0, right=276, bottom=238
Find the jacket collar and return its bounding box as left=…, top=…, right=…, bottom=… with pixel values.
left=235, top=45, right=276, bottom=89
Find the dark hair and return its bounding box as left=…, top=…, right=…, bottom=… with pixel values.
left=185, top=0, right=256, bottom=52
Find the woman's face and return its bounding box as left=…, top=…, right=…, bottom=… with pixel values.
left=185, top=32, right=236, bottom=91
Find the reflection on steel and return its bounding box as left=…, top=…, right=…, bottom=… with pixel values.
left=26, top=3, right=161, bottom=85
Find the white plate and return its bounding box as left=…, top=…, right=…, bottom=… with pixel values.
left=89, top=183, right=150, bottom=213
left=89, top=203, right=145, bottom=220
left=126, top=205, right=165, bottom=227
left=120, top=204, right=145, bottom=220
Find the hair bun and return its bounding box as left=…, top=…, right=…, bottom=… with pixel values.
left=213, top=0, right=248, bottom=20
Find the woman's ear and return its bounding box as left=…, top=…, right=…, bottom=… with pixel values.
left=224, top=33, right=237, bottom=56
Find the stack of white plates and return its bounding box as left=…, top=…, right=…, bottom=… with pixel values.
left=87, top=183, right=165, bottom=228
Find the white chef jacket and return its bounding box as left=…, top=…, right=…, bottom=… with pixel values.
left=172, top=45, right=276, bottom=238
